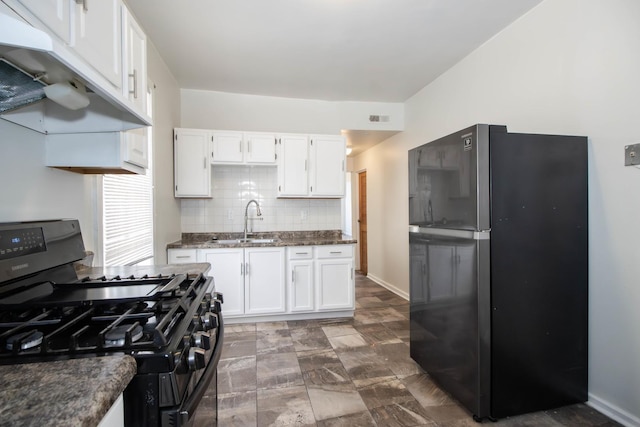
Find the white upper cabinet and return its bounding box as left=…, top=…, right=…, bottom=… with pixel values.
left=72, top=0, right=122, bottom=88
left=277, top=134, right=309, bottom=197
left=122, top=5, right=147, bottom=113
left=174, top=128, right=211, bottom=198
left=245, top=132, right=277, bottom=164
left=278, top=134, right=345, bottom=198
left=309, top=135, right=346, bottom=197
left=16, top=0, right=71, bottom=43
left=211, top=131, right=277, bottom=165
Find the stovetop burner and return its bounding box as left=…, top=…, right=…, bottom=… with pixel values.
left=104, top=324, right=143, bottom=348
left=6, top=330, right=43, bottom=351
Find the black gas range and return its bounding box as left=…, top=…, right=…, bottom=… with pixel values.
left=0, top=219, right=223, bottom=427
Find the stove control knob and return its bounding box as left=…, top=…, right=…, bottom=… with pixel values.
left=191, top=315, right=202, bottom=330
left=192, top=332, right=212, bottom=350
left=188, top=347, right=206, bottom=371
left=200, top=293, right=212, bottom=311
left=201, top=312, right=218, bottom=331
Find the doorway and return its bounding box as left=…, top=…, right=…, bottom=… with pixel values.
left=358, top=171, right=368, bottom=275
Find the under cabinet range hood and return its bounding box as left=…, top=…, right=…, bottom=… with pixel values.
left=0, top=8, right=151, bottom=134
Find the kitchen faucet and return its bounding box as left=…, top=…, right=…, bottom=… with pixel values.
left=244, top=199, right=262, bottom=240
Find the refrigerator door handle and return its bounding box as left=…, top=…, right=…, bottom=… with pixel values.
left=408, top=225, right=490, bottom=240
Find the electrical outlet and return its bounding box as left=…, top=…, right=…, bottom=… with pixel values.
left=227, top=209, right=234, bottom=221
left=625, top=143, right=640, bottom=166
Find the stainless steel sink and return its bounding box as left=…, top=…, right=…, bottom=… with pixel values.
left=211, top=238, right=280, bottom=244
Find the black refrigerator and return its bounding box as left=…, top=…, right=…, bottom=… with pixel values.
left=408, top=124, right=588, bottom=421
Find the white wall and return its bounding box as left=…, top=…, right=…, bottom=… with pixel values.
left=147, top=42, right=182, bottom=264
left=0, top=121, right=92, bottom=246
left=353, top=0, right=640, bottom=423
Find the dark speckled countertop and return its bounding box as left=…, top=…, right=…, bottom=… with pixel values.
left=167, top=230, right=356, bottom=249
left=0, top=355, right=136, bottom=427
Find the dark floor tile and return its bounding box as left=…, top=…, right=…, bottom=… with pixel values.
left=373, top=342, right=423, bottom=377
left=356, top=295, right=389, bottom=308
left=290, top=327, right=332, bottom=351
left=257, top=385, right=315, bottom=427
left=317, top=410, right=377, bottom=427
left=357, top=378, right=415, bottom=410
left=401, top=374, right=456, bottom=407
left=369, top=398, right=436, bottom=427
left=381, top=319, right=410, bottom=340
left=221, top=339, right=257, bottom=360
left=217, top=355, right=257, bottom=394
left=217, top=390, right=258, bottom=426
left=256, top=329, right=296, bottom=355
left=337, top=347, right=396, bottom=387
left=354, top=306, right=407, bottom=325
left=257, top=352, right=304, bottom=390
left=355, top=323, right=403, bottom=345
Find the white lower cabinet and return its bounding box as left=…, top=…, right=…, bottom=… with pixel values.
left=167, top=248, right=197, bottom=264
left=198, top=247, right=285, bottom=317
left=287, top=247, right=314, bottom=312
left=315, top=245, right=354, bottom=311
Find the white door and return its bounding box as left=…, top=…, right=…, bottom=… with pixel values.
left=199, top=249, right=245, bottom=316
left=277, top=135, right=309, bottom=196
left=245, top=248, right=285, bottom=314
left=315, top=258, right=354, bottom=311
left=73, top=0, right=122, bottom=87
left=289, top=260, right=314, bottom=312
left=174, top=129, right=210, bottom=197
left=310, top=135, right=345, bottom=197
left=245, top=133, right=276, bottom=164
left=17, top=0, right=71, bottom=42
left=211, top=131, right=244, bottom=163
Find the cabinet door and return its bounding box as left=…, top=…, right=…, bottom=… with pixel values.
left=123, top=6, right=147, bottom=113
left=289, top=260, right=314, bottom=312
left=199, top=249, right=245, bottom=316
left=427, top=245, right=454, bottom=301
left=310, top=135, right=345, bottom=197
left=123, top=127, right=148, bottom=168
left=211, top=131, right=244, bottom=164
left=73, top=0, right=122, bottom=87
left=245, top=132, right=276, bottom=164
left=174, top=129, right=211, bottom=197
left=17, top=0, right=71, bottom=42
left=245, top=248, right=285, bottom=314
left=315, top=258, right=354, bottom=311
left=277, top=135, right=309, bottom=197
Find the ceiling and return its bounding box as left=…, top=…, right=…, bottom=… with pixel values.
left=126, top=0, right=542, bottom=150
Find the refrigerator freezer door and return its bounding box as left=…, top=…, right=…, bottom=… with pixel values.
left=408, top=125, right=493, bottom=231
left=409, top=230, right=491, bottom=419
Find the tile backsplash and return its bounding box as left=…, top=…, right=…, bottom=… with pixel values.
left=181, top=166, right=342, bottom=233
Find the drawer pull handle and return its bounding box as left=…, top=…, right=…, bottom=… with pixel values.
left=176, top=255, right=190, bottom=259
left=330, top=251, right=342, bottom=254
left=295, top=252, right=309, bottom=255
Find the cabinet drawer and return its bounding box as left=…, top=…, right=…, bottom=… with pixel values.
left=168, top=249, right=197, bottom=264
left=315, top=245, right=353, bottom=259
left=288, top=246, right=313, bottom=260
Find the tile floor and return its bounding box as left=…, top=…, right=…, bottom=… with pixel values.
left=194, top=274, right=620, bottom=426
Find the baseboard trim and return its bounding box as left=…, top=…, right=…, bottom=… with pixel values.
left=588, top=393, right=640, bottom=427
left=366, top=273, right=409, bottom=301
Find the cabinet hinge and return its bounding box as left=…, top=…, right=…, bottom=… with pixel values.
left=279, top=185, right=281, bottom=192
left=275, top=153, right=277, bottom=160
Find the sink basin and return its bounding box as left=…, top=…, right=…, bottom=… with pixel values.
left=211, top=238, right=280, bottom=244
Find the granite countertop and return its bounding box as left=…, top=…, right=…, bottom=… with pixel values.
left=75, top=263, right=211, bottom=278
left=0, top=355, right=136, bottom=427
left=167, top=230, right=357, bottom=249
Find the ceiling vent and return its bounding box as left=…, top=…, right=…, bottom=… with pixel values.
left=369, top=115, right=390, bottom=123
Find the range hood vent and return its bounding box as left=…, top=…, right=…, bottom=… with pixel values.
left=0, top=58, right=45, bottom=113
left=0, top=9, right=150, bottom=134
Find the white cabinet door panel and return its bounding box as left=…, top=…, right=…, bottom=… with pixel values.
left=17, top=0, right=71, bottom=42
left=289, top=260, right=314, bottom=312
left=316, top=258, right=354, bottom=311
left=245, top=248, right=285, bottom=315
left=245, top=132, right=276, bottom=164
left=199, top=249, right=245, bottom=316
left=310, top=135, right=345, bottom=197
left=174, top=129, right=211, bottom=197
left=212, top=131, right=244, bottom=164
left=277, top=135, right=309, bottom=196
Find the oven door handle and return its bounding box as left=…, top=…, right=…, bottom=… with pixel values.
left=178, top=312, right=224, bottom=424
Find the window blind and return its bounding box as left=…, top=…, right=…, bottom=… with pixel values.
left=102, top=169, right=153, bottom=266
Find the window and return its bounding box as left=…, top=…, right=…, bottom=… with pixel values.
left=101, top=86, right=154, bottom=266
